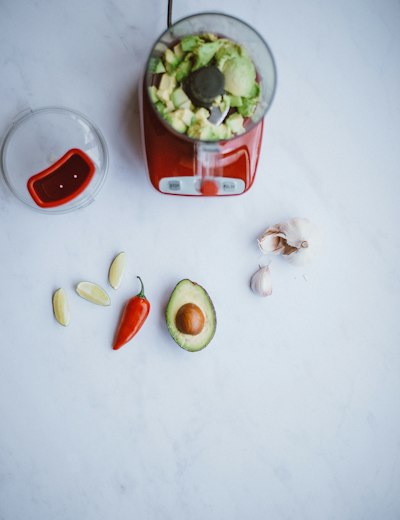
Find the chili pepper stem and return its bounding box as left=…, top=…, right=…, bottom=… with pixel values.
left=137, top=276, right=146, bottom=299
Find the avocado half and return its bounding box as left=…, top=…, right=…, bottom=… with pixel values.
left=166, top=279, right=216, bottom=352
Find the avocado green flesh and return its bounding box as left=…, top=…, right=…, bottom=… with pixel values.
left=223, top=56, right=256, bottom=97
left=166, top=279, right=216, bottom=352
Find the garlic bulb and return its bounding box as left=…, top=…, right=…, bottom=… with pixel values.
left=258, top=218, right=320, bottom=266
left=250, top=266, right=272, bottom=297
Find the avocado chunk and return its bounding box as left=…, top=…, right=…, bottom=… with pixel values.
left=187, top=119, right=231, bottom=141
left=237, top=97, right=258, bottom=117
left=174, top=108, right=195, bottom=126
left=192, top=40, right=223, bottom=71
left=175, top=58, right=193, bottom=82
left=227, top=95, right=242, bottom=107
left=173, top=43, right=184, bottom=58
left=159, top=73, right=176, bottom=92
left=148, top=57, right=166, bottom=74
left=157, top=73, right=177, bottom=103
left=166, top=279, right=217, bottom=352
left=164, top=112, right=187, bottom=133
left=148, top=85, right=159, bottom=103
left=222, top=56, right=256, bottom=97
left=164, top=48, right=183, bottom=73
left=215, top=40, right=242, bottom=71
left=226, top=113, right=244, bottom=134
left=171, top=87, right=190, bottom=108
left=181, top=35, right=204, bottom=52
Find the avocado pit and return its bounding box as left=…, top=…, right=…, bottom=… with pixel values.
left=175, top=303, right=205, bottom=335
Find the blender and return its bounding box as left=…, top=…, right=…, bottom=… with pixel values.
left=140, top=7, right=276, bottom=196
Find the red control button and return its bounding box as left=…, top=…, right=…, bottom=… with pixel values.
left=200, top=179, right=219, bottom=196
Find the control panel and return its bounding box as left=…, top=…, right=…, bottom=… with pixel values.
left=159, top=176, right=245, bottom=196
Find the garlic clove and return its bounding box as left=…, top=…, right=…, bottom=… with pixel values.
left=257, top=227, right=285, bottom=254
left=258, top=218, right=320, bottom=265
left=250, top=265, right=272, bottom=297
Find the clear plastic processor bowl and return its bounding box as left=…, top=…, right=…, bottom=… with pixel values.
left=0, top=106, right=109, bottom=214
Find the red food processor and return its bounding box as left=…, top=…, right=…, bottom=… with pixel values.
left=140, top=6, right=276, bottom=196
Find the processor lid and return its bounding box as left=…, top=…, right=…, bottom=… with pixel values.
left=0, top=106, right=108, bottom=213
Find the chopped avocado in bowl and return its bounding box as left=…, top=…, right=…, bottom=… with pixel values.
left=147, top=33, right=261, bottom=141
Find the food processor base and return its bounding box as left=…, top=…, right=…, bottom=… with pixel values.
left=140, top=80, right=264, bottom=197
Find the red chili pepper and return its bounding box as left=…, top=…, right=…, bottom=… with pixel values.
left=113, top=276, right=150, bottom=350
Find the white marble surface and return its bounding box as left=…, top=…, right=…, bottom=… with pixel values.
left=1, top=0, right=399, bottom=518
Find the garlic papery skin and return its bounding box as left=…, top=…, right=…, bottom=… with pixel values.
left=257, top=227, right=285, bottom=255
left=250, top=266, right=272, bottom=297
left=258, top=218, right=320, bottom=266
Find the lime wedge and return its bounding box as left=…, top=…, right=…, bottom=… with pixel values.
left=108, top=252, right=127, bottom=289
left=53, top=288, right=70, bottom=326
left=76, top=282, right=111, bottom=306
